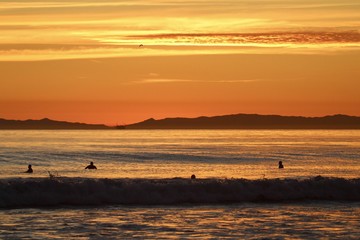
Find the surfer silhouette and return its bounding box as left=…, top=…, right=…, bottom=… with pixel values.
left=85, top=161, right=97, bottom=170
left=25, top=164, right=33, bottom=173
left=278, top=161, right=284, bottom=169
left=191, top=174, right=196, bottom=179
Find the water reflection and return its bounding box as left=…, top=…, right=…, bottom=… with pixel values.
left=1, top=130, right=359, bottom=179
left=0, top=203, right=359, bottom=239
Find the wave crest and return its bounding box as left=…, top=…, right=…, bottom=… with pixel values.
left=1, top=176, right=359, bottom=208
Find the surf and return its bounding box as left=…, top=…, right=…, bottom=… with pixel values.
left=1, top=176, right=359, bottom=208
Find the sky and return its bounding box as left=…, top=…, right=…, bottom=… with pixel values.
left=0, top=0, right=359, bottom=125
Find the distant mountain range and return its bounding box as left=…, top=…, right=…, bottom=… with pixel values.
left=125, top=114, right=360, bottom=129
left=1, top=114, right=360, bottom=129
left=0, top=118, right=110, bottom=129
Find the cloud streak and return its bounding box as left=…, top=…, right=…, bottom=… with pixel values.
left=2, top=0, right=359, bottom=12
left=1, top=32, right=360, bottom=61
left=127, top=31, right=360, bottom=45
left=134, top=78, right=267, bottom=84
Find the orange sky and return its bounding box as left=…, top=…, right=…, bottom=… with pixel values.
left=1, top=0, right=360, bottom=125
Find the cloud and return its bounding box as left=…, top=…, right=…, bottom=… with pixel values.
left=133, top=78, right=264, bottom=84
left=135, top=78, right=193, bottom=84
left=2, top=0, right=359, bottom=49
left=1, top=36, right=360, bottom=61
left=128, top=31, right=360, bottom=45
left=2, top=0, right=359, bottom=11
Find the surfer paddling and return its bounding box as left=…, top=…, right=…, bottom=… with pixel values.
left=85, top=161, right=97, bottom=170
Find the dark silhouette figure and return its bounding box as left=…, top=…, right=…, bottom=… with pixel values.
left=25, top=164, right=33, bottom=173
left=191, top=174, right=196, bottom=179
left=85, top=161, right=97, bottom=170
left=278, top=161, right=284, bottom=169
left=139, top=44, right=143, bottom=47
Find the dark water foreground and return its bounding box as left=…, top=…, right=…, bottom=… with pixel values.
left=1, top=176, right=360, bottom=208
left=1, top=203, right=360, bottom=239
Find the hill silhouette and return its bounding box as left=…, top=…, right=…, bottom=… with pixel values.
left=1, top=114, right=360, bottom=130
left=0, top=118, right=111, bottom=129
left=125, top=114, right=360, bottom=129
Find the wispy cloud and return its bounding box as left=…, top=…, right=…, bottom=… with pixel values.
left=1, top=0, right=360, bottom=60
left=133, top=78, right=265, bottom=84
left=135, top=78, right=193, bottom=83
left=2, top=1, right=359, bottom=12
left=1, top=38, right=360, bottom=61
left=127, top=31, right=360, bottom=45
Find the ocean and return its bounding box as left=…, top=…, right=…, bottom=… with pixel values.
left=0, top=130, right=360, bottom=239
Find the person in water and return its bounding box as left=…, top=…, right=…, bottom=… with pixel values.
left=278, top=161, right=284, bottom=169
left=25, top=164, right=33, bottom=173
left=85, top=161, right=97, bottom=170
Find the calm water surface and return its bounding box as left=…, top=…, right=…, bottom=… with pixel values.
left=0, top=130, right=359, bottom=179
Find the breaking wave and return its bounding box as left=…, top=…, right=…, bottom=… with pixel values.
left=1, top=176, right=359, bottom=208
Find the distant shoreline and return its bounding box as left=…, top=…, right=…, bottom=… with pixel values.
left=1, top=113, right=360, bottom=130
left=125, top=113, right=360, bottom=130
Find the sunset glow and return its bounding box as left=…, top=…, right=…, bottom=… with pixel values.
left=1, top=0, right=360, bottom=124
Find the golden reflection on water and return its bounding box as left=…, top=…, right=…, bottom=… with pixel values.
left=1, top=203, right=359, bottom=239
left=0, top=130, right=359, bottom=179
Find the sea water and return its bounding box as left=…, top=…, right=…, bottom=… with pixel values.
left=0, top=130, right=360, bottom=239
left=1, top=130, right=360, bottom=179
